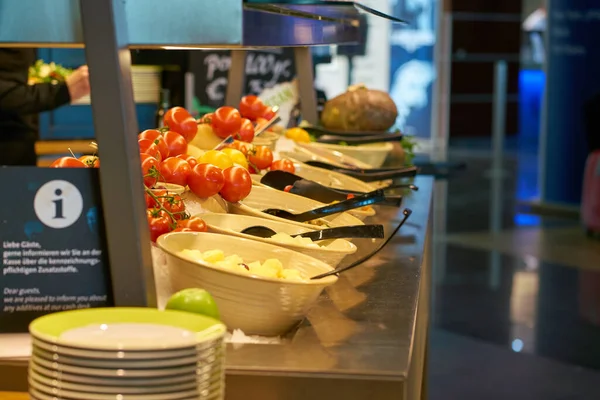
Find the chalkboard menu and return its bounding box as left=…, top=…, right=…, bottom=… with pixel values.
left=0, top=167, right=112, bottom=333
left=190, top=48, right=296, bottom=108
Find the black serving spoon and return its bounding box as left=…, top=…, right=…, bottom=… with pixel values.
left=304, top=161, right=418, bottom=182
left=311, top=208, right=413, bottom=280
left=260, top=171, right=403, bottom=206
left=316, top=132, right=403, bottom=145
left=240, top=224, right=385, bottom=240
left=262, top=190, right=387, bottom=223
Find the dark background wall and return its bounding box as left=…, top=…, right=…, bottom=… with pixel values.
left=449, top=0, right=523, bottom=138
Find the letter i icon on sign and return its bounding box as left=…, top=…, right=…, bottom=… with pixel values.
left=34, top=180, right=84, bottom=229
left=53, top=189, right=65, bottom=219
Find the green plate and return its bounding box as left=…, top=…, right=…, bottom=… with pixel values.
left=30, top=308, right=226, bottom=351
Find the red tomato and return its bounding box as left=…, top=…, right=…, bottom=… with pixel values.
left=164, top=107, right=197, bottom=142
left=199, top=113, right=213, bottom=124
left=270, top=159, right=295, bottom=173
left=211, top=106, right=242, bottom=139
left=346, top=193, right=355, bottom=200
left=163, top=107, right=190, bottom=128
left=78, top=155, right=100, bottom=168
left=261, top=106, right=276, bottom=120
left=159, top=157, right=191, bottom=187
left=235, top=118, right=255, bottom=143
left=176, top=154, right=198, bottom=168
left=50, top=157, right=87, bottom=168
left=188, top=163, right=225, bottom=198
left=140, top=153, right=160, bottom=188
left=176, top=217, right=207, bottom=233
left=163, top=131, right=188, bottom=157
left=283, top=185, right=293, bottom=193
left=220, top=166, right=252, bottom=203
left=139, top=130, right=169, bottom=159
left=239, top=95, right=266, bottom=121
left=139, top=138, right=163, bottom=161
left=147, top=209, right=172, bottom=242
left=160, top=193, right=187, bottom=220
left=248, top=145, right=273, bottom=171
left=228, top=140, right=251, bottom=156
left=146, top=189, right=165, bottom=208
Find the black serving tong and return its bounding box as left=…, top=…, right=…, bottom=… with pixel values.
left=262, top=190, right=387, bottom=222
left=311, top=208, right=412, bottom=280
left=240, top=224, right=385, bottom=240
left=316, top=132, right=403, bottom=145
left=260, top=171, right=404, bottom=206
left=304, top=161, right=418, bottom=182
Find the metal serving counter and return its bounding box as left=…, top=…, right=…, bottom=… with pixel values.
left=224, top=176, right=433, bottom=400
left=0, top=176, right=433, bottom=399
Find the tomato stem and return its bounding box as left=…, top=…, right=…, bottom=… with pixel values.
left=143, top=185, right=188, bottom=227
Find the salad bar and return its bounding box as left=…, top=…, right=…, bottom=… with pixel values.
left=0, top=1, right=431, bottom=399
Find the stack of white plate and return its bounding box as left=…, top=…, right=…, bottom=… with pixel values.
left=75, top=65, right=161, bottom=105
left=28, top=308, right=226, bottom=400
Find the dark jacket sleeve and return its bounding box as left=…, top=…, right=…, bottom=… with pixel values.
left=0, top=49, right=71, bottom=115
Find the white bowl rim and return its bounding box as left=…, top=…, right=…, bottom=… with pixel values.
left=199, top=213, right=357, bottom=254
left=157, top=232, right=338, bottom=285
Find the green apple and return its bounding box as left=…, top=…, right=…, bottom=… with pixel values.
left=165, top=288, right=220, bottom=320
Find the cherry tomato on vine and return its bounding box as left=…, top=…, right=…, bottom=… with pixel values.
left=163, top=107, right=197, bottom=142
left=235, top=118, right=255, bottom=143
left=159, top=157, right=191, bottom=187
left=176, top=217, right=207, bottom=233
left=248, top=145, right=273, bottom=171
left=187, top=163, right=225, bottom=198
left=140, top=153, right=160, bottom=188
left=219, top=166, right=252, bottom=203
left=270, top=159, right=295, bottom=173
left=239, top=95, right=267, bottom=121
left=139, top=138, right=163, bottom=161
left=147, top=209, right=172, bottom=242
left=176, top=154, right=198, bottom=168
left=159, top=193, right=187, bottom=220
left=50, top=157, right=87, bottom=168
left=146, top=189, right=166, bottom=208
left=211, top=106, right=242, bottom=139
left=163, top=130, right=188, bottom=157
left=139, top=130, right=169, bottom=159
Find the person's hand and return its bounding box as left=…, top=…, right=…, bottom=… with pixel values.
left=65, top=66, right=90, bottom=102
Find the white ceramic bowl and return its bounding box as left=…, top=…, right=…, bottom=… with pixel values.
left=157, top=232, right=338, bottom=336
left=303, top=142, right=394, bottom=168
left=248, top=171, right=375, bottom=221
left=201, top=213, right=357, bottom=268
left=229, top=186, right=365, bottom=230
